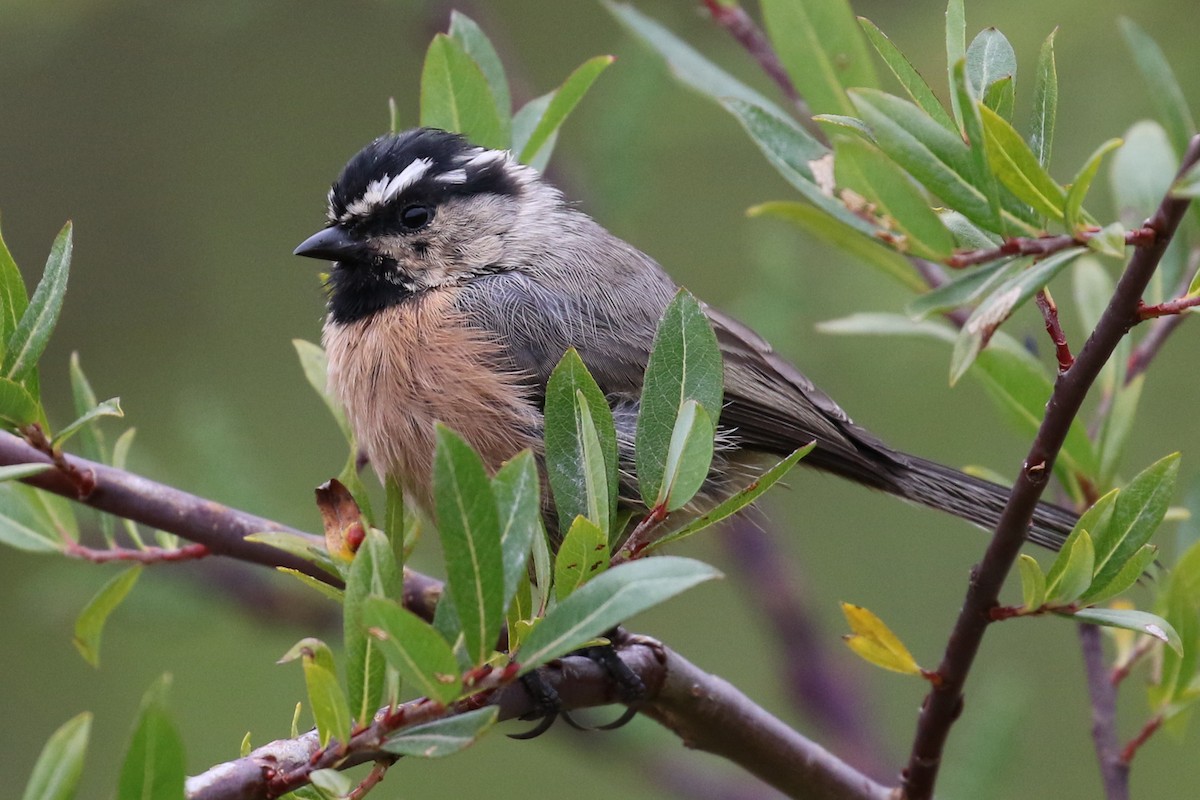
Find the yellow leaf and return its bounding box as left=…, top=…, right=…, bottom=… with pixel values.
left=841, top=602, right=922, bottom=676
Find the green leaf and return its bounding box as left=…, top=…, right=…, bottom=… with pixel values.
left=512, top=93, right=557, bottom=172
left=1071, top=607, right=1182, bottom=655
left=833, top=137, right=956, bottom=260
left=720, top=99, right=871, bottom=234
left=448, top=11, right=511, bottom=130
left=21, top=712, right=91, bottom=800
left=607, top=2, right=791, bottom=119
left=53, top=397, right=122, bottom=447
left=277, top=568, right=345, bottom=603
left=384, top=476, right=405, bottom=557
left=382, top=707, right=499, bottom=758
left=945, top=0, right=967, bottom=128
left=518, top=55, right=613, bottom=166
left=0, top=220, right=30, bottom=349
left=73, top=565, right=142, bottom=668
left=420, top=34, right=507, bottom=150
left=636, top=290, right=723, bottom=507
left=951, top=59, right=1009, bottom=235
left=492, top=450, right=541, bottom=612
left=1029, top=29, right=1058, bottom=168
left=544, top=349, right=618, bottom=536
left=848, top=89, right=1005, bottom=234
left=748, top=200, right=923, bottom=291
left=982, top=76, right=1014, bottom=120
left=1045, top=528, right=1094, bottom=604
left=858, top=16, right=955, bottom=131
left=116, top=675, right=185, bottom=800
left=68, top=353, right=108, bottom=465
left=1096, top=374, right=1145, bottom=487
left=362, top=596, right=461, bottom=705
left=0, top=374, right=40, bottom=426
left=1088, top=453, right=1179, bottom=594
left=1018, top=554, right=1046, bottom=611
left=1157, top=570, right=1200, bottom=710
left=761, top=0, right=877, bottom=117
left=1120, top=18, right=1196, bottom=158
left=517, top=556, right=720, bottom=673
left=280, top=639, right=351, bottom=748
left=906, top=259, right=1018, bottom=318
left=1086, top=222, right=1127, bottom=260
left=292, top=340, right=350, bottom=442
left=1083, top=543, right=1158, bottom=605
left=555, top=515, right=609, bottom=601
left=4, top=222, right=71, bottom=384
left=652, top=444, right=815, bottom=550
left=307, top=770, right=352, bottom=798
left=343, top=529, right=401, bottom=725
left=0, top=463, right=51, bottom=482
left=950, top=248, right=1086, bottom=384
left=980, top=104, right=1066, bottom=223
left=0, top=483, right=66, bottom=552
left=966, top=28, right=1016, bottom=101
left=1065, top=138, right=1123, bottom=232
left=658, top=400, right=715, bottom=512
left=244, top=531, right=337, bottom=575
left=1110, top=120, right=1177, bottom=233
left=432, top=425, right=504, bottom=666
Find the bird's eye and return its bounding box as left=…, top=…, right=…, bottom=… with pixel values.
left=399, top=204, right=433, bottom=231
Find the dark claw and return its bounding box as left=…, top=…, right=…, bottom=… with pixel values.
left=507, top=711, right=558, bottom=740
left=595, top=704, right=640, bottom=731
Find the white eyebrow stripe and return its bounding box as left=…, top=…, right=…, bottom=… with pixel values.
left=436, top=169, right=467, bottom=184
left=339, top=157, right=433, bottom=220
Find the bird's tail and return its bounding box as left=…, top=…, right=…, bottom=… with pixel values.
left=894, top=455, right=1076, bottom=551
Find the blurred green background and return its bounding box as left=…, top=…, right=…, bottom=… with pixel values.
left=2, top=0, right=1199, bottom=797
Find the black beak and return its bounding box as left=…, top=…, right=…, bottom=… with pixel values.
left=293, top=227, right=366, bottom=261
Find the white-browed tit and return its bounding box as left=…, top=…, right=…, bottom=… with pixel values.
left=294, top=127, right=1076, bottom=548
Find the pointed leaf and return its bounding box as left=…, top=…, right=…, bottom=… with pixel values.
left=833, top=137, right=956, bottom=259
left=761, top=0, right=877, bottom=117
left=21, top=712, right=91, bottom=800
left=906, top=259, right=1017, bottom=318
left=0, top=463, right=51, bottom=482
left=1071, top=607, right=1182, bottom=654
left=1096, top=374, right=1144, bottom=487
left=344, top=529, right=401, bottom=725
left=0, top=374, right=40, bottom=425
left=966, top=28, right=1017, bottom=101
left=982, top=76, right=1013, bottom=120
left=512, top=93, right=557, bottom=171
left=1089, top=453, right=1179, bottom=593
left=433, top=425, right=504, bottom=665
left=73, top=565, right=142, bottom=668
left=492, top=451, right=541, bottom=611
left=518, top=556, right=721, bottom=672
left=293, top=340, right=350, bottom=442
left=1029, top=29, right=1058, bottom=168
left=1065, top=138, right=1123, bottom=232
left=1120, top=18, right=1195, bottom=158
left=555, top=515, right=609, bottom=601
left=749, top=201, right=923, bottom=291
left=544, top=349, right=618, bottom=536
left=0, top=483, right=66, bottom=552
left=420, top=34, right=506, bottom=150
left=448, top=11, right=511, bottom=129
left=945, top=0, right=967, bottom=127
left=68, top=353, right=107, bottom=465
left=1018, top=554, right=1046, bottom=611
left=980, top=104, right=1066, bottom=222
left=1045, top=528, right=1094, bottom=604
left=363, top=596, right=461, bottom=705
left=518, top=56, right=613, bottom=166
left=658, top=400, right=715, bottom=512
left=951, top=59, right=1009, bottom=235
left=0, top=221, right=29, bottom=348
left=1083, top=544, right=1158, bottom=605
left=858, top=16, right=955, bottom=131
left=653, top=444, right=815, bottom=550
left=116, top=675, right=184, bottom=800
left=840, top=602, right=922, bottom=675
left=4, top=223, right=71, bottom=383
left=53, top=398, right=122, bottom=447
left=382, top=706, right=499, bottom=758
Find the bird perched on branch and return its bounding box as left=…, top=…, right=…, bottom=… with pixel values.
left=294, top=127, right=1076, bottom=550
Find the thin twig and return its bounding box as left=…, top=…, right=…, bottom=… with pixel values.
left=900, top=135, right=1200, bottom=800
left=945, top=227, right=1155, bottom=269
left=346, top=761, right=391, bottom=800
left=700, top=0, right=826, bottom=145
left=1120, top=714, right=1163, bottom=765
left=63, top=541, right=210, bottom=564
left=1035, top=289, right=1075, bottom=372
left=1136, top=294, right=1200, bottom=319
left=1079, top=623, right=1129, bottom=800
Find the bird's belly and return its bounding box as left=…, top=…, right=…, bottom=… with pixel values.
left=322, top=290, right=537, bottom=511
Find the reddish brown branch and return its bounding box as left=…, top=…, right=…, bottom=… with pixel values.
left=63, top=541, right=210, bottom=564
left=1136, top=294, right=1200, bottom=320
left=347, top=761, right=390, bottom=800
left=945, top=227, right=1155, bottom=269
left=1120, top=714, right=1163, bottom=765
left=1035, top=289, right=1075, bottom=371
left=900, top=136, right=1200, bottom=800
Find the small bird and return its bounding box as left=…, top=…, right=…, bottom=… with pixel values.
left=295, top=127, right=1076, bottom=550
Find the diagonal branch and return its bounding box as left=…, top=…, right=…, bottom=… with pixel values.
left=900, top=135, right=1200, bottom=800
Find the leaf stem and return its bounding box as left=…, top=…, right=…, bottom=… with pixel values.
left=945, top=227, right=1155, bottom=269
left=63, top=541, right=210, bottom=564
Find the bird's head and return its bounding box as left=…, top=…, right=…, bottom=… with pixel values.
left=295, top=128, right=547, bottom=323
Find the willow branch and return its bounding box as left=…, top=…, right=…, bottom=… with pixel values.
left=901, top=135, right=1200, bottom=800
left=1079, top=624, right=1129, bottom=800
